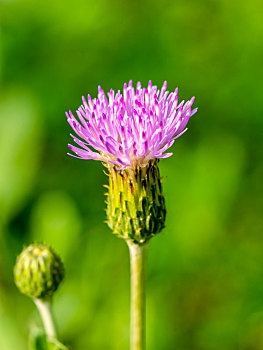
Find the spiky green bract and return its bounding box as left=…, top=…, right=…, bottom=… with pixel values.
left=105, top=159, right=166, bottom=245
left=14, top=243, right=64, bottom=301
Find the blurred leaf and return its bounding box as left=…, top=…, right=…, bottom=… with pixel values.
left=29, top=328, right=47, bottom=350
left=30, top=191, right=81, bottom=259
left=161, top=131, right=246, bottom=257
left=0, top=91, right=42, bottom=223
left=47, top=338, right=70, bottom=350
left=0, top=301, right=26, bottom=350
left=0, top=27, right=2, bottom=85
left=29, top=327, right=70, bottom=350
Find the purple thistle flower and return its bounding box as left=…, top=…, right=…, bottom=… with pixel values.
left=66, top=80, right=197, bottom=169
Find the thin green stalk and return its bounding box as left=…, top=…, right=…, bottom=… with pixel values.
left=34, top=298, right=58, bottom=340
left=128, top=242, right=147, bottom=350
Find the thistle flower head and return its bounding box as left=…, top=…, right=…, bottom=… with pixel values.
left=14, top=243, right=65, bottom=301
left=66, top=80, right=197, bottom=169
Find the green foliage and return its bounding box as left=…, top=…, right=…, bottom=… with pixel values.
left=47, top=339, right=70, bottom=350
left=29, top=329, right=47, bottom=350
left=0, top=91, right=42, bottom=223
left=29, top=328, right=70, bottom=350
left=30, top=191, right=82, bottom=260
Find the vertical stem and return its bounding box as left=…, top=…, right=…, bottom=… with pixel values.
left=128, top=242, right=147, bottom=350
left=34, top=298, right=58, bottom=340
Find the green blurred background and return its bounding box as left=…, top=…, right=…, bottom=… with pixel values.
left=0, top=0, right=263, bottom=349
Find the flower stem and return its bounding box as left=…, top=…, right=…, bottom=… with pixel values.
left=34, top=298, right=58, bottom=340
left=128, top=242, right=147, bottom=350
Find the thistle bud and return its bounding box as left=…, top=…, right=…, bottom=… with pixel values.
left=14, top=243, right=64, bottom=301
left=106, top=159, right=166, bottom=245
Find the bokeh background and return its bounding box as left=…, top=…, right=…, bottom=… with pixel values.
left=0, top=0, right=263, bottom=349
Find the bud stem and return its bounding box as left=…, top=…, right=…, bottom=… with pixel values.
left=128, top=242, right=147, bottom=350
left=34, top=299, right=58, bottom=340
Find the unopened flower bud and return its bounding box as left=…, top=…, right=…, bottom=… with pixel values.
left=14, top=243, right=64, bottom=300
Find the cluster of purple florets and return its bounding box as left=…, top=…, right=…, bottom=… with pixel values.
left=67, top=80, right=197, bottom=169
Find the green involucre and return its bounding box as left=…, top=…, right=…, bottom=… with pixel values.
left=14, top=243, right=64, bottom=300
left=105, top=160, right=166, bottom=245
